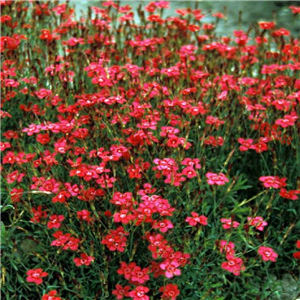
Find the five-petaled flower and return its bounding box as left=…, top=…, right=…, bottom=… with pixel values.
left=221, top=218, right=240, bottom=230
left=159, top=284, right=180, bottom=300
left=42, top=290, right=62, bottom=300
left=221, top=256, right=246, bottom=276
left=112, top=284, right=131, bottom=300
left=206, top=172, right=229, bottom=185
left=259, top=176, right=287, bottom=189
left=26, top=268, right=48, bottom=285
left=258, top=246, right=278, bottom=262
left=129, top=286, right=150, bottom=300
left=185, top=212, right=208, bottom=226
left=247, top=216, right=268, bottom=231
left=73, top=253, right=95, bottom=266
left=160, top=259, right=181, bottom=278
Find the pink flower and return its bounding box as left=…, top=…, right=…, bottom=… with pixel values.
left=247, top=216, right=268, bottom=231
left=152, top=219, right=174, bottom=233
left=237, top=138, right=254, bottom=151
left=185, top=212, right=208, bottom=226
left=259, top=176, right=287, bottom=189
left=221, top=218, right=240, bottom=230
left=275, top=114, right=298, bottom=128
left=160, top=259, right=181, bottom=278
left=182, top=166, right=197, bottom=178
left=219, top=240, right=235, bottom=257
left=221, top=257, right=245, bottom=275
left=258, top=246, right=278, bottom=262
left=129, top=286, right=149, bottom=300
left=206, top=172, right=229, bottom=185
left=47, top=214, right=65, bottom=229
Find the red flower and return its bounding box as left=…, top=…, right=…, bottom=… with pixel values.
left=221, top=218, right=240, bottom=230
left=258, top=21, right=275, bottom=30
left=47, top=215, right=65, bottom=229
left=185, top=212, right=208, bottom=226
left=36, top=133, right=51, bottom=144
left=279, top=188, right=300, bottom=200
left=181, top=158, right=201, bottom=169
left=259, top=176, right=287, bottom=189
left=73, top=253, right=94, bottom=266
left=0, top=141, right=11, bottom=151
left=117, top=261, right=137, bottom=280
left=181, top=166, right=197, bottom=178
left=221, top=257, right=245, bottom=276
left=129, top=286, right=150, bottom=300
left=258, top=246, right=278, bottom=262
left=113, top=209, right=134, bottom=224
left=77, top=210, right=94, bottom=223
left=26, top=268, right=48, bottom=285
left=247, top=216, right=268, bottom=231
left=42, top=290, right=62, bottom=300
left=102, top=227, right=129, bottom=252
left=51, top=231, right=80, bottom=251
left=250, top=141, right=268, bottom=153
left=31, top=206, right=47, bottom=223
left=152, top=219, right=174, bottom=233
left=160, top=259, right=181, bottom=278
left=275, top=114, right=298, bottom=128
left=3, top=130, right=18, bottom=139
left=63, top=237, right=80, bottom=251
left=159, top=284, right=180, bottom=300
left=39, top=29, right=53, bottom=41
left=112, top=284, right=131, bottom=300
left=164, top=172, right=186, bottom=187
left=206, top=172, right=229, bottom=185
left=6, top=170, right=25, bottom=184
left=10, top=188, right=23, bottom=203
left=52, top=191, right=71, bottom=203
left=166, top=135, right=181, bottom=148
left=272, top=28, right=290, bottom=37
left=131, top=266, right=150, bottom=284
left=203, top=136, right=224, bottom=147
left=237, top=138, right=254, bottom=151
left=218, top=240, right=235, bottom=257
left=289, top=6, right=300, bottom=14
left=293, top=252, right=300, bottom=260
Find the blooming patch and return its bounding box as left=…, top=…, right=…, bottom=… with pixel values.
left=1, top=1, right=299, bottom=299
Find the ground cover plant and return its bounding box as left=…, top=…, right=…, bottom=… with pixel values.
left=1, top=1, right=300, bottom=299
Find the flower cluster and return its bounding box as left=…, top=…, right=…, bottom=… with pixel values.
left=1, top=1, right=299, bottom=299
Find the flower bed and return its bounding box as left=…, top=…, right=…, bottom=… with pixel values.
left=1, top=1, right=300, bottom=299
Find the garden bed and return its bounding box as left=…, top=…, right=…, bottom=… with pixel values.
left=1, top=1, right=300, bottom=299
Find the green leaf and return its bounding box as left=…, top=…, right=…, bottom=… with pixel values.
left=17, top=274, right=25, bottom=284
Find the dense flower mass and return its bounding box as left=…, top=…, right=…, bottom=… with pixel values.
left=1, top=1, right=299, bottom=299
